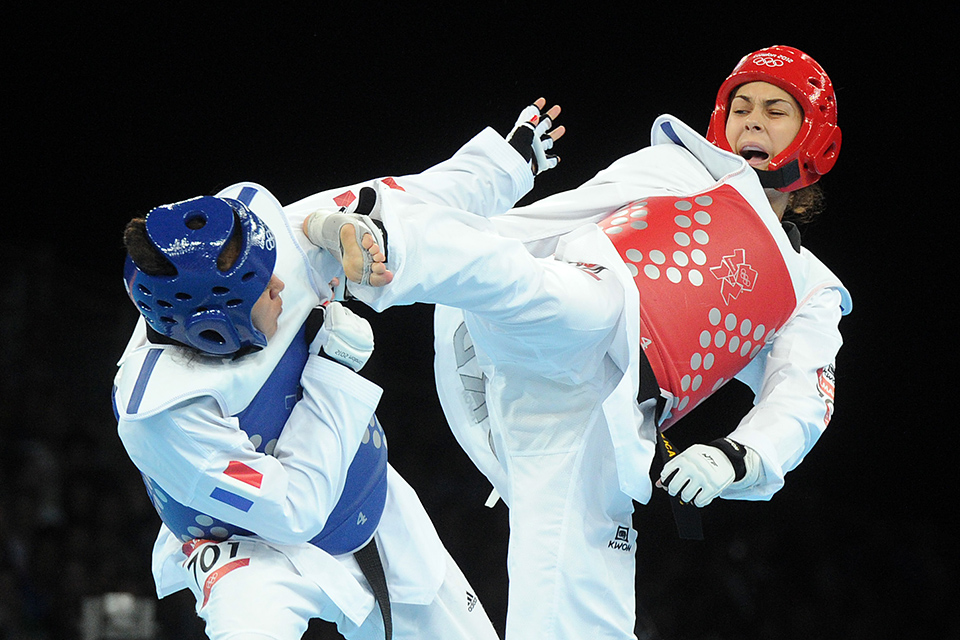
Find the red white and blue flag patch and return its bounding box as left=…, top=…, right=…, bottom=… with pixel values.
left=210, top=461, right=263, bottom=512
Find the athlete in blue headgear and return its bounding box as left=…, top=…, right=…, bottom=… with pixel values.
left=114, top=179, right=508, bottom=638
left=123, top=196, right=280, bottom=356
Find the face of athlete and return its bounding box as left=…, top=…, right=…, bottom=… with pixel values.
left=725, top=81, right=803, bottom=170
left=250, top=274, right=285, bottom=340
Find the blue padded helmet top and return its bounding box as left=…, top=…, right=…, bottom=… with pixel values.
left=124, top=196, right=278, bottom=355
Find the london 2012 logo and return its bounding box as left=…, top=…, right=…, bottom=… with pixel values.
left=710, top=249, right=758, bottom=304
left=752, top=52, right=794, bottom=67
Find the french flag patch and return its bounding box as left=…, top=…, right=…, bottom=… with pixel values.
left=224, top=461, right=263, bottom=488
left=210, top=461, right=263, bottom=512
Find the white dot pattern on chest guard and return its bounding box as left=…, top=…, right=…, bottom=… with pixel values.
left=598, top=186, right=797, bottom=428
left=605, top=198, right=716, bottom=290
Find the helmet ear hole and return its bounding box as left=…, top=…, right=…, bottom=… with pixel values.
left=199, top=329, right=226, bottom=345
left=810, top=128, right=841, bottom=175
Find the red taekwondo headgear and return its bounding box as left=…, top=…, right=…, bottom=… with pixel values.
left=706, top=45, right=841, bottom=192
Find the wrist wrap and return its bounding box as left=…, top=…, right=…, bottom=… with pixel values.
left=709, top=437, right=747, bottom=482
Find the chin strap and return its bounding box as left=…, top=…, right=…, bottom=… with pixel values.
left=755, top=159, right=801, bottom=191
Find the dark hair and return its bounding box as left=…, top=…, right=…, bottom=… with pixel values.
left=783, top=183, right=825, bottom=226
left=123, top=214, right=243, bottom=275
left=123, top=218, right=176, bottom=276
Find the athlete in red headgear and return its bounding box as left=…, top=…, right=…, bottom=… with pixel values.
left=291, top=47, right=848, bottom=640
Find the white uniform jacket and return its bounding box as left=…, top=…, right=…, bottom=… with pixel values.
left=431, top=116, right=852, bottom=505
left=277, top=121, right=851, bottom=640
left=114, top=183, right=446, bottom=628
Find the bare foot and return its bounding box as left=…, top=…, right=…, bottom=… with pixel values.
left=339, top=223, right=394, bottom=286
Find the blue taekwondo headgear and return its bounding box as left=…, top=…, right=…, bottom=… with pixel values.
left=124, top=196, right=278, bottom=355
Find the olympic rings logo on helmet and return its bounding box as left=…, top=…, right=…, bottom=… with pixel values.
left=753, top=56, right=786, bottom=67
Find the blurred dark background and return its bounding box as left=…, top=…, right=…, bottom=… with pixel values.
left=3, top=4, right=954, bottom=639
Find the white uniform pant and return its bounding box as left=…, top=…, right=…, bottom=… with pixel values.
left=502, top=414, right=638, bottom=640
left=184, top=538, right=497, bottom=640
left=353, top=202, right=639, bottom=639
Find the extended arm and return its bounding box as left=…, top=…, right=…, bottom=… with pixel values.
left=363, top=98, right=563, bottom=215
left=283, top=99, right=565, bottom=231
left=290, top=101, right=565, bottom=290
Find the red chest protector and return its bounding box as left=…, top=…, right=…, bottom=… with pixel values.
left=597, top=184, right=796, bottom=429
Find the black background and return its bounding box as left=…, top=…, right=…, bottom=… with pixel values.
left=3, top=4, right=954, bottom=639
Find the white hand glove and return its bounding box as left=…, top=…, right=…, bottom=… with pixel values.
left=659, top=444, right=736, bottom=507
left=309, top=302, right=374, bottom=371
left=659, top=439, right=762, bottom=507
left=506, top=101, right=561, bottom=175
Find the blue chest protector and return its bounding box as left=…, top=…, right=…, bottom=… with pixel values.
left=116, top=323, right=388, bottom=556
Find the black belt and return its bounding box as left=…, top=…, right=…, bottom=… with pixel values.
left=354, top=538, right=392, bottom=640
left=638, top=349, right=704, bottom=541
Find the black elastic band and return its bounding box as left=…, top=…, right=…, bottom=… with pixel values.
left=355, top=185, right=388, bottom=262
left=355, top=186, right=378, bottom=215
left=355, top=538, right=392, bottom=640
left=304, top=307, right=326, bottom=345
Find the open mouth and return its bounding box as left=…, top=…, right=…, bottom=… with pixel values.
left=739, top=144, right=769, bottom=166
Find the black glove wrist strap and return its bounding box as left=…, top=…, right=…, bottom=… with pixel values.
left=709, top=437, right=747, bottom=482
left=507, top=125, right=534, bottom=163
